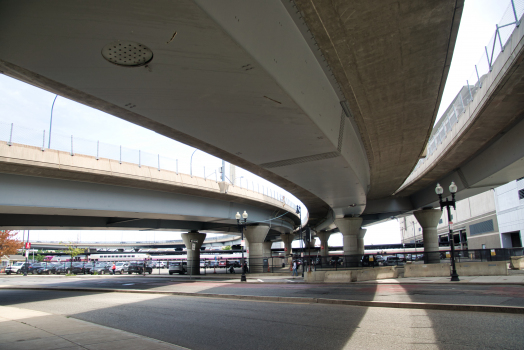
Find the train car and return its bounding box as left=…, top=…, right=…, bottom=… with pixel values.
left=89, top=253, right=150, bottom=262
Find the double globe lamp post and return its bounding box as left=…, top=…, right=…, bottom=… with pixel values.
left=435, top=181, right=460, bottom=282
left=236, top=210, right=248, bottom=282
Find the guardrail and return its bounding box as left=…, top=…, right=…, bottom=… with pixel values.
left=0, top=121, right=300, bottom=211
left=413, top=0, right=523, bottom=173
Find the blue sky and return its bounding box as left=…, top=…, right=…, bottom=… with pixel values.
left=1, top=0, right=513, bottom=245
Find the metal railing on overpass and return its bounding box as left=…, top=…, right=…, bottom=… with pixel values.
left=413, top=0, right=523, bottom=172
left=0, top=122, right=300, bottom=211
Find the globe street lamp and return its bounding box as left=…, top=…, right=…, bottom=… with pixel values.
left=236, top=210, right=248, bottom=282
left=435, top=181, right=460, bottom=281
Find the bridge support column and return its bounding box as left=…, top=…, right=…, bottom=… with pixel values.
left=358, top=229, right=367, bottom=256
left=316, top=232, right=331, bottom=257
left=280, top=233, right=294, bottom=256
left=414, top=209, right=442, bottom=264
left=181, top=231, right=206, bottom=275
left=335, top=217, right=363, bottom=265
left=244, top=225, right=269, bottom=273
left=303, top=237, right=315, bottom=250
left=262, top=241, right=273, bottom=257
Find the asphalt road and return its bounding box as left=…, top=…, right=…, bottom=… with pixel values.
left=2, top=275, right=524, bottom=307
left=0, top=289, right=523, bottom=350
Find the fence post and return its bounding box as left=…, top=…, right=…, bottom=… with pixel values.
left=467, top=80, right=473, bottom=102
left=41, top=130, right=45, bottom=151
left=496, top=24, right=504, bottom=52
left=485, top=46, right=492, bottom=72
left=70, top=135, right=74, bottom=156
left=158, top=154, right=160, bottom=171
left=119, top=146, right=122, bottom=164
left=475, top=65, right=482, bottom=88
left=7, top=123, right=13, bottom=146
left=96, top=141, right=99, bottom=160
left=511, top=0, right=520, bottom=27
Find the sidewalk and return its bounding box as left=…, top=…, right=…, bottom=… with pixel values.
left=0, top=306, right=187, bottom=350
left=353, top=274, right=524, bottom=285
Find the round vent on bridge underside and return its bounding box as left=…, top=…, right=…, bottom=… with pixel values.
left=101, top=41, right=153, bottom=67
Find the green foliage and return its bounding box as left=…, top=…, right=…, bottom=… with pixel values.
left=221, top=245, right=232, bottom=250
left=60, top=242, right=86, bottom=269
left=34, top=254, right=44, bottom=262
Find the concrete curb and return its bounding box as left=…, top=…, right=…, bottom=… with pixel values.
left=2, top=285, right=523, bottom=314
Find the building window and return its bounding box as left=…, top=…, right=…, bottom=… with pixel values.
left=519, top=189, right=524, bottom=200
left=469, top=219, right=494, bottom=236
left=418, top=228, right=421, bottom=231
left=439, top=219, right=443, bottom=224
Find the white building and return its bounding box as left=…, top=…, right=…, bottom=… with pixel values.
left=400, top=178, right=524, bottom=250
left=494, top=178, right=524, bottom=248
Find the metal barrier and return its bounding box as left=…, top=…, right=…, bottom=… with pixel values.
left=0, top=121, right=299, bottom=210
left=412, top=0, right=524, bottom=172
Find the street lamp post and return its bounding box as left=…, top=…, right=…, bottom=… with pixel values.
left=435, top=182, right=460, bottom=282
left=236, top=211, right=248, bottom=282
left=296, top=205, right=303, bottom=277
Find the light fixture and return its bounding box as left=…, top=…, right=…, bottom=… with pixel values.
left=242, top=211, right=248, bottom=220
left=435, top=183, right=444, bottom=195
left=101, top=40, right=153, bottom=67
left=449, top=181, right=457, bottom=194
left=235, top=212, right=241, bottom=220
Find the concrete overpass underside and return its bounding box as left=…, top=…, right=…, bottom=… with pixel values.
left=0, top=0, right=463, bottom=231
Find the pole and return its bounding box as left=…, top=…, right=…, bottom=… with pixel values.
left=190, top=149, right=197, bottom=177
left=48, top=95, right=58, bottom=149
left=447, top=204, right=459, bottom=281
left=241, top=224, right=246, bottom=281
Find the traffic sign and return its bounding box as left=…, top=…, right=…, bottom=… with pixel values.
left=25, top=242, right=31, bottom=249
left=190, top=239, right=198, bottom=243
left=191, top=243, right=196, bottom=251
left=241, top=239, right=245, bottom=247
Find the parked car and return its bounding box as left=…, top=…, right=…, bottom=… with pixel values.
left=91, top=263, right=112, bottom=275
left=169, top=261, right=187, bottom=275
left=218, top=260, right=227, bottom=268
left=26, top=262, right=45, bottom=274
left=128, top=262, right=152, bottom=274
left=83, top=262, right=96, bottom=274
left=200, top=260, right=208, bottom=268
left=383, top=256, right=404, bottom=266
left=115, top=262, right=129, bottom=274
left=5, top=262, right=30, bottom=274
left=55, top=262, right=86, bottom=274
left=36, top=263, right=59, bottom=275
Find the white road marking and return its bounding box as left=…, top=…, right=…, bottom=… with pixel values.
left=286, top=279, right=295, bottom=283
left=122, top=283, right=135, bottom=286
left=257, top=279, right=264, bottom=282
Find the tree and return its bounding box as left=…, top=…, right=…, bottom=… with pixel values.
left=221, top=245, right=232, bottom=250
left=0, top=230, right=23, bottom=257
left=61, top=242, right=86, bottom=273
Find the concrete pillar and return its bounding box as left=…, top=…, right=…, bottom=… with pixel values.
left=335, top=217, right=363, bottom=264
left=358, top=229, right=367, bottom=256
left=316, top=231, right=331, bottom=257
left=181, top=231, right=206, bottom=275
left=280, top=233, right=294, bottom=256
left=303, top=237, right=315, bottom=250
left=243, top=225, right=269, bottom=273
left=414, top=209, right=442, bottom=264
left=262, top=241, right=273, bottom=257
